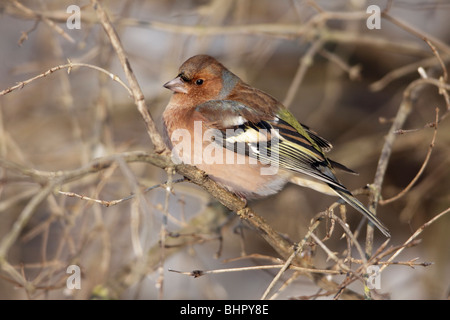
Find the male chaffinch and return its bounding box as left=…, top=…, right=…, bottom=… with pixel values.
left=162, top=54, right=390, bottom=237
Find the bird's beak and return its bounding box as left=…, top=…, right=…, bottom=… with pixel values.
left=163, top=76, right=188, bottom=94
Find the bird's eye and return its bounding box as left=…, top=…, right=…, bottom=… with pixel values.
left=195, top=79, right=204, bottom=85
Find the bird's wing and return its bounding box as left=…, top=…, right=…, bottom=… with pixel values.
left=195, top=100, right=347, bottom=188
left=195, top=100, right=390, bottom=237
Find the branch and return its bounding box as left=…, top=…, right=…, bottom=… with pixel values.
left=366, top=75, right=449, bottom=248
left=380, top=108, right=439, bottom=205
left=90, top=0, right=166, bottom=153
left=379, top=206, right=450, bottom=273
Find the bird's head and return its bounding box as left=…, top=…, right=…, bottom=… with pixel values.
left=164, top=55, right=239, bottom=106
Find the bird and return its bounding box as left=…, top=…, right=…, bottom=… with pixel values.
left=162, top=54, right=390, bottom=237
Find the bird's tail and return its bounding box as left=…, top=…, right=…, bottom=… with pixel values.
left=330, top=185, right=391, bottom=238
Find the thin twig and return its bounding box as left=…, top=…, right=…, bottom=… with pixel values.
left=10, top=0, right=75, bottom=43
left=90, top=0, right=166, bottom=153
left=379, top=206, right=450, bottom=273
left=380, top=108, right=439, bottom=205
left=58, top=178, right=186, bottom=207
left=0, top=61, right=132, bottom=97
left=169, top=264, right=343, bottom=277
left=261, top=218, right=321, bottom=300
left=283, top=39, right=324, bottom=108
left=366, top=75, right=441, bottom=256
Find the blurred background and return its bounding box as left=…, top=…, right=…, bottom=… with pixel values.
left=0, top=0, right=449, bottom=299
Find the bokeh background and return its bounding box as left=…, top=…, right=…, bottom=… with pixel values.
left=0, top=0, right=449, bottom=299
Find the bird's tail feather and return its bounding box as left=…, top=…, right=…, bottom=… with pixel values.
left=331, top=185, right=391, bottom=238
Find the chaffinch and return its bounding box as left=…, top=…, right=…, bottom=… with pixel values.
left=162, top=54, right=390, bottom=237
